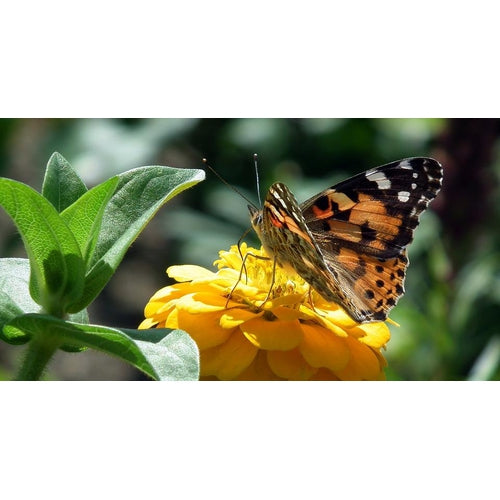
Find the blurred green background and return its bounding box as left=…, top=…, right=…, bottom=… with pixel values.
left=0, top=118, right=499, bottom=380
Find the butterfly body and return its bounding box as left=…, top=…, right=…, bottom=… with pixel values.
left=249, top=157, right=443, bottom=323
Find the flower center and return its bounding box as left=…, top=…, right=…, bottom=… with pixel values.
left=239, top=251, right=309, bottom=302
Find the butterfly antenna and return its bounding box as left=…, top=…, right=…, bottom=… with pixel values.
left=202, top=157, right=259, bottom=209
left=253, top=153, right=262, bottom=207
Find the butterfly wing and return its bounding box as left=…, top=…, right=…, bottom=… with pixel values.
left=300, top=157, right=443, bottom=321
left=250, top=181, right=404, bottom=323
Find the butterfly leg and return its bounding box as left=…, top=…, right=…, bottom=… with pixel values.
left=307, top=286, right=316, bottom=311
left=236, top=228, right=253, bottom=284
left=305, top=286, right=326, bottom=317
left=225, top=251, right=270, bottom=307
left=225, top=251, right=274, bottom=309
left=225, top=251, right=252, bottom=307
left=258, top=255, right=277, bottom=307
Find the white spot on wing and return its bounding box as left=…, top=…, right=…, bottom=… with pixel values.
left=398, top=191, right=410, bottom=202
left=368, top=171, right=391, bottom=190
left=413, top=172, right=418, bottom=178
left=411, top=183, right=417, bottom=190
left=399, top=160, right=412, bottom=170
left=272, top=189, right=288, bottom=209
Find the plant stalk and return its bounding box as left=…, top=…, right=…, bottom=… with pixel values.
left=15, top=335, right=59, bottom=381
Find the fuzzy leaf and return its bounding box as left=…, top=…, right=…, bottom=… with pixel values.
left=0, top=178, right=85, bottom=316
left=71, top=165, right=205, bottom=311
left=42, top=152, right=88, bottom=212
left=3, top=314, right=199, bottom=380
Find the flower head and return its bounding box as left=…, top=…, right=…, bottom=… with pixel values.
left=139, top=244, right=391, bottom=380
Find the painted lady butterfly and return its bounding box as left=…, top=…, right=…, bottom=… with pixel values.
left=248, top=157, right=443, bottom=323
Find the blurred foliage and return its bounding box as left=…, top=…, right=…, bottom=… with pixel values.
left=0, top=118, right=499, bottom=380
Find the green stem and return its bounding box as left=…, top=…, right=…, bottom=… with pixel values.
left=15, top=335, right=59, bottom=381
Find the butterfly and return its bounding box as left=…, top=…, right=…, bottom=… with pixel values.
left=248, top=157, right=443, bottom=323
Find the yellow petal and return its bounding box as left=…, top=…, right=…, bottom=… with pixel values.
left=217, top=267, right=240, bottom=280
left=176, top=308, right=234, bottom=350
left=215, top=249, right=243, bottom=270
left=138, top=317, right=158, bottom=329
left=177, top=292, right=227, bottom=313
left=200, top=329, right=258, bottom=380
left=236, top=351, right=285, bottom=380
left=219, top=308, right=264, bottom=329
left=268, top=293, right=307, bottom=308
left=315, top=314, right=349, bottom=338
left=241, top=317, right=303, bottom=351
left=232, top=282, right=263, bottom=299
left=167, top=265, right=215, bottom=282
left=213, top=269, right=242, bottom=289
left=309, top=296, right=360, bottom=327
left=322, top=307, right=358, bottom=328
left=386, top=317, right=400, bottom=327
left=271, top=305, right=303, bottom=321
left=295, top=307, right=348, bottom=338
left=144, top=297, right=178, bottom=319
left=165, top=308, right=179, bottom=329
left=267, top=348, right=318, bottom=380
left=353, top=322, right=391, bottom=349
left=335, top=337, right=384, bottom=380
left=299, top=323, right=350, bottom=371
left=145, top=284, right=187, bottom=302
left=299, top=322, right=350, bottom=372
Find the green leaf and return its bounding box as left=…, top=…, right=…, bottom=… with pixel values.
left=60, top=176, right=120, bottom=266
left=0, top=179, right=85, bottom=316
left=3, top=314, right=200, bottom=380
left=123, top=328, right=200, bottom=381
left=71, top=165, right=205, bottom=311
left=0, top=258, right=41, bottom=332
left=42, top=152, right=88, bottom=212
left=0, top=258, right=87, bottom=345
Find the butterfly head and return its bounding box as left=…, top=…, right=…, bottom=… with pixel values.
left=248, top=204, right=264, bottom=237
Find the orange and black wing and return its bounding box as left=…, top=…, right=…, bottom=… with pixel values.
left=300, top=157, right=443, bottom=321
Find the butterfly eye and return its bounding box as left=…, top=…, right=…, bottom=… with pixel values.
left=248, top=205, right=262, bottom=224
left=251, top=213, right=263, bottom=227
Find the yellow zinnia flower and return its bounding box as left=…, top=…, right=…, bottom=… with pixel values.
left=139, top=243, right=391, bottom=380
